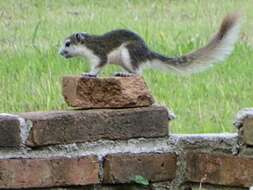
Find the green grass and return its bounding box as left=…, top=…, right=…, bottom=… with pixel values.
left=1, top=0, right=253, bottom=133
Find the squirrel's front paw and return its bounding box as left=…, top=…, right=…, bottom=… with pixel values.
left=81, top=73, right=97, bottom=78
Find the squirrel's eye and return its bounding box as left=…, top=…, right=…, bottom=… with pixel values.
left=65, top=41, right=71, bottom=47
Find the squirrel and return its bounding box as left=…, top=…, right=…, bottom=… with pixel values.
left=59, top=12, right=241, bottom=77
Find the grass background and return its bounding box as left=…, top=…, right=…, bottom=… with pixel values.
left=0, top=0, right=253, bottom=133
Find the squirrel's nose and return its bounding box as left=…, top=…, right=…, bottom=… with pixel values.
left=59, top=49, right=67, bottom=56
left=60, top=51, right=65, bottom=56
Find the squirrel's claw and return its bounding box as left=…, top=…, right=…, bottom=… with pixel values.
left=81, top=73, right=97, bottom=78
left=113, top=72, right=136, bottom=77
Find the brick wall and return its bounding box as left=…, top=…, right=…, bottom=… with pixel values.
left=0, top=76, right=252, bottom=190
left=1, top=108, right=252, bottom=190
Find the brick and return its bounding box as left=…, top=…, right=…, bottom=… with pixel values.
left=233, top=108, right=253, bottom=129
left=19, top=106, right=169, bottom=147
left=0, top=155, right=99, bottom=189
left=103, top=153, right=177, bottom=183
left=182, top=183, right=247, bottom=190
left=233, top=108, right=253, bottom=146
left=62, top=76, right=154, bottom=108
left=41, top=184, right=150, bottom=190
left=0, top=114, right=22, bottom=147
left=242, top=118, right=253, bottom=146
left=186, top=152, right=253, bottom=187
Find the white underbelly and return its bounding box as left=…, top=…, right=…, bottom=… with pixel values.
left=107, top=47, right=123, bottom=65
left=107, top=45, right=136, bottom=73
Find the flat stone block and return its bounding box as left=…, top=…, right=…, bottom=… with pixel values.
left=62, top=76, right=154, bottom=108
left=19, top=106, right=169, bottom=147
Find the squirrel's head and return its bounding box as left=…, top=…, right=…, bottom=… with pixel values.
left=59, top=32, right=90, bottom=59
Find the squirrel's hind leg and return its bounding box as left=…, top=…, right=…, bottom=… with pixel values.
left=115, top=45, right=142, bottom=77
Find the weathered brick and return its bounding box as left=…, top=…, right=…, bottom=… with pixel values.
left=0, top=155, right=99, bottom=189
left=19, top=106, right=169, bottom=147
left=38, top=184, right=150, bottom=190
left=182, top=183, right=247, bottom=190
left=186, top=152, right=253, bottom=187
left=0, top=114, right=22, bottom=147
left=233, top=108, right=253, bottom=146
left=242, top=118, right=253, bottom=146
left=103, top=153, right=177, bottom=184
left=62, top=76, right=154, bottom=108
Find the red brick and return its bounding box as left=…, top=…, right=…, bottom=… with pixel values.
left=242, top=118, right=253, bottom=146
left=19, top=106, right=169, bottom=147
left=0, top=114, right=22, bottom=147
left=62, top=76, right=154, bottom=108
left=0, top=156, right=99, bottom=189
left=186, top=152, right=253, bottom=187
left=103, top=153, right=177, bottom=183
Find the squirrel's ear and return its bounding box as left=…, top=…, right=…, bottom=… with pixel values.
left=75, top=33, right=85, bottom=42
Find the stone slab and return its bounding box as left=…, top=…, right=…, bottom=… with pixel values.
left=62, top=76, right=154, bottom=108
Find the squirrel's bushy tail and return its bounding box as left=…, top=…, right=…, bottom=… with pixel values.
left=152, top=12, right=241, bottom=74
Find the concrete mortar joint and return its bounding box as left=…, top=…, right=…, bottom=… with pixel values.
left=98, top=156, right=105, bottom=183
left=19, top=118, right=32, bottom=146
